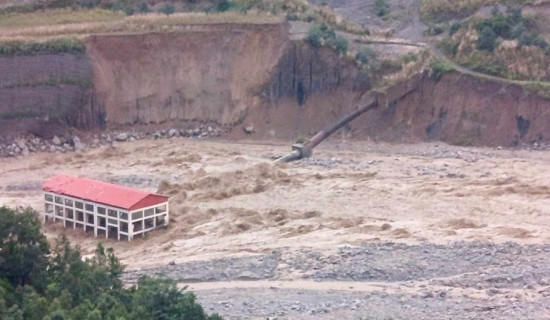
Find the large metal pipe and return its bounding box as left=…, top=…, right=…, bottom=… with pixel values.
left=309, top=93, right=378, bottom=149
left=275, top=92, right=378, bottom=163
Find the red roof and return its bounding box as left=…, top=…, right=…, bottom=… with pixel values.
left=43, top=175, right=168, bottom=211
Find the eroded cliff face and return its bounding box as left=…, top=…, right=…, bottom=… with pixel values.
left=352, top=72, right=550, bottom=147
left=0, top=24, right=548, bottom=148
left=0, top=54, right=96, bottom=140
left=86, top=23, right=289, bottom=127
left=233, top=41, right=370, bottom=139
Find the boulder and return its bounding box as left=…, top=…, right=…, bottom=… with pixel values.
left=116, top=133, right=128, bottom=141
left=243, top=125, right=255, bottom=134
left=52, top=136, right=62, bottom=146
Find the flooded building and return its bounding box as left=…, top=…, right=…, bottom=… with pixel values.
left=43, top=175, right=169, bottom=241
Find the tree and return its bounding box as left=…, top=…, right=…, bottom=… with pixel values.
left=159, top=3, right=175, bottom=15
left=355, top=47, right=374, bottom=64
left=0, top=206, right=49, bottom=289
left=374, top=0, right=390, bottom=17
left=306, top=25, right=323, bottom=47
left=0, top=206, right=222, bottom=320
left=217, top=0, right=233, bottom=12
left=332, top=35, right=348, bottom=55
left=477, top=26, right=497, bottom=52
left=139, top=2, right=149, bottom=13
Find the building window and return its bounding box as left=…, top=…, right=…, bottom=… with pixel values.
left=132, top=211, right=143, bottom=220
left=97, top=207, right=106, bottom=215
left=75, top=201, right=84, bottom=209
left=45, top=194, right=53, bottom=202
left=85, top=204, right=94, bottom=212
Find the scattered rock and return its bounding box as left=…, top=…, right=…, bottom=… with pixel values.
left=168, top=128, right=178, bottom=137
left=52, top=136, right=62, bottom=146
left=244, top=125, right=255, bottom=134
left=116, top=133, right=128, bottom=141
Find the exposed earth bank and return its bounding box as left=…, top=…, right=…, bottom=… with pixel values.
left=1, top=21, right=549, bottom=149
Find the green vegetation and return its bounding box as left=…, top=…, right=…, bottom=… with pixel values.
left=420, top=0, right=495, bottom=21
left=159, top=3, right=175, bottom=15
left=401, top=52, right=419, bottom=64
left=450, top=22, right=462, bottom=35
left=438, top=5, right=550, bottom=81
left=0, top=38, right=85, bottom=56
left=430, top=59, right=455, bottom=80
left=306, top=25, right=323, bottom=48
left=332, top=35, right=348, bottom=55
left=355, top=47, right=375, bottom=64
left=0, top=8, right=125, bottom=28
left=374, top=0, right=390, bottom=17
left=522, top=82, right=550, bottom=99
left=477, top=26, right=497, bottom=51
left=0, top=206, right=222, bottom=320
left=306, top=24, right=349, bottom=55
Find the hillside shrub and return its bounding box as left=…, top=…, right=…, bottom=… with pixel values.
left=217, top=0, right=234, bottom=12
left=430, top=59, right=454, bottom=80
left=449, top=22, right=462, bottom=35
left=374, top=0, right=390, bottom=17
left=139, top=2, right=149, bottom=13
left=306, top=25, right=323, bottom=47
left=332, top=35, right=348, bottom=55
left=477, top=26, right=497, bottom=52
left=518, top=33, right=548, bottom=49
left=0, top=38, right=85, bottom=56
left=159, top=3, right=174, bottom=15
left=355, top=47, right=375, bottom=64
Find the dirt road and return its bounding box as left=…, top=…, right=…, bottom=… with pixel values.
left=1, top=138, right=549, bottom=318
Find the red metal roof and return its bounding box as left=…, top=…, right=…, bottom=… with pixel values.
left=43, top=175, right=168, bottom=211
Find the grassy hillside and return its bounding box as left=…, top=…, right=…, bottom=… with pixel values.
left=421, top=0, right=550, bottom=81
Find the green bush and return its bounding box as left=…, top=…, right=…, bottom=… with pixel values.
left=424, top=24, right=444, bottom=36
left=374, top=0, right=390, bottom=17
left=139, top=2, right=149, bottom=13
left=217, top=0, right=234, bottom=12
left=0, top=38, right=85, bottom=57
left=450, top=22, right=462, bottom=35
left=401, top=53, right=418, bottom=64
left=430, top=59, right=454, bottom=80
left=159, top=3, right=175, bottom=15
left=332, top=35, right=348, bottom=55
left=477, top=26, right=497, bottom=52
left=438, top=38, right=459, bottom=55
left=306, top=25, right=323, bottom=47
left=518, top=33, right=549, bottom=49
left=0, top=206, right=222, bottom=320
left=355, top=47, right=375, bottom=64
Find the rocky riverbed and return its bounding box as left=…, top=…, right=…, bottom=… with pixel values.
left=122, top=242, right=550, bottom=319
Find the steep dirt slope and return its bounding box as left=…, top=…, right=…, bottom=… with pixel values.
left=0, top=53, right=96, bottom=141
left=87, top=23, right=289, bottom=127
left=353, top=72, right=550, bottom=146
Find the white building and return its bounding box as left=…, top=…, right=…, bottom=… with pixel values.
left=43, top=175, right=169, bottom=241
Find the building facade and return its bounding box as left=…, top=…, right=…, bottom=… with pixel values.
left=43, top=175, right=169, bottom=241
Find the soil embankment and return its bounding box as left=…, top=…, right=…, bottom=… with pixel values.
left=0, top=22, right=549, bottom=147
left=352, top=72, right=550, bottom=147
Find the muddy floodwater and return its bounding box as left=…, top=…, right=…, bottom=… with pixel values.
left=1, top=138, right=549, bottom=319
